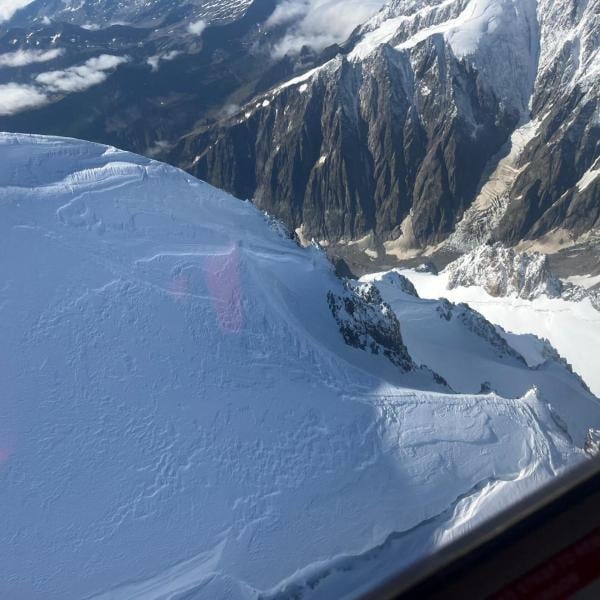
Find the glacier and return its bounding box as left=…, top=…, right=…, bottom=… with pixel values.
left=1, top=133, right=599, bottom=599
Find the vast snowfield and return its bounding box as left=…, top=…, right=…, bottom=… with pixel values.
left=391, top=269, right=600, bottom=398
left=1, top=133, right=599, bottom=600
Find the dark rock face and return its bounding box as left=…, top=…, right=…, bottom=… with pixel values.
left=495, top=88, right=600, bottom=244
left=180, top=45, right=516, bottom=247
left=585, top=429, right=600, bottom=457
left=332, top=257, right=356, bottom=280
left=327, top=281, right=415, bottom=371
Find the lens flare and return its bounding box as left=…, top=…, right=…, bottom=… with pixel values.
left=204, top=247, right=243, bottom=334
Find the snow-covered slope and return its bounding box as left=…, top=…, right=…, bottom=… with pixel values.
left=1, top=133, right=599, bottom=600
left=393, top=265, right=600, bottom=398
left=362, top=270, right=595, bottom=402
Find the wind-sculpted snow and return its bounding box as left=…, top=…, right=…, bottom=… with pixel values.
left=1, top=133, right=599, bottom=600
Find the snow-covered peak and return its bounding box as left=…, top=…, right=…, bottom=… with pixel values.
left=535, top=0, right=600, bottom=100
left=347, top=0, right=539, bottom=111
left=269, top=0, right=539, bottom=106
left=445, top=243, right=563, bottom=300
left=356, top=0, right=533, bottom=57
left=1, top=0, right=255, bottom=29
left=1, top=134, right=599, bottom=599
left=344, top=0, right=598, bottom=114
left=363, top=264, right=600, bottom=409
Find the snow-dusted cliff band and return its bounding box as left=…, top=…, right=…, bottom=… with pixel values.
left=1, top=133, right=599, bottom=599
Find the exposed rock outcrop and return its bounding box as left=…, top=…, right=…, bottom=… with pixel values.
left=446, top=244, right=563, bottom=300
left=327, top=280, right=415, bottom=371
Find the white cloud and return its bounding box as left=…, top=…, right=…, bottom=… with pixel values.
left=187, top=19, right=207, bottom=36
left=267, top=0, right=385, bottom=57
left=35, top=55, right=128, bottom=93
left=147, top=55, right=161, bottom=72
left=145, top=140, right=173, bottom=158
left=0, top=83, right=48, bottom=115
left=0, top=49, right=64, bottom=68
left=0, top=0, right=36, bottom=23
left=147, top=50, right=182, bottom=72
left=266, top=0, right=308, bottom=27
left=0, top=54, right=129, bottom=116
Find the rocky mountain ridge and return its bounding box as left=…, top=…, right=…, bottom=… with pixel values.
left=446, top=243, right=563, bottom=300
left=176, top=0, right=599, bottom=257
left=446, top=243, right=600, bottom=311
